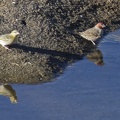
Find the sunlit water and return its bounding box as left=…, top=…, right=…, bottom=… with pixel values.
left=1, top=29, right=120, bottom=120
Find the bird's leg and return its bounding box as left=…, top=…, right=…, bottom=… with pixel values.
left=91, top=40, right=96, bottom=45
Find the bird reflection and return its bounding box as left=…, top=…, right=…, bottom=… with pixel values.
left=0, top=84, right=17, bottom=103
left=86, top=49, right=104, bottom=66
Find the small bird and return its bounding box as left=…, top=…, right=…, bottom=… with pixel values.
left=79, top=22, right=105, bottom=45
left=0, top=30, right=19, bottom=49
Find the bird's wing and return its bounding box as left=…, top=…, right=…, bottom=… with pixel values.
left=0, top=34, right=13, bottom=42
left=83, top=28, right=100, bottom=37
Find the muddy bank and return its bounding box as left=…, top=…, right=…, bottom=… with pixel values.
left=0, top=0, right=120, bottom=84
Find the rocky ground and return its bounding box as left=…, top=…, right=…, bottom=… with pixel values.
left=0, top=0, right=120, bottom=84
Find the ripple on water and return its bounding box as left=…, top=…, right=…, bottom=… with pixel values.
left=102, top=29, right=120, bottom=43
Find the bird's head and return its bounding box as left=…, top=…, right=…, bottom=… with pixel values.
left=10, top=30, right=20, bottom=36
left=95, top=22, right=105, bottom=29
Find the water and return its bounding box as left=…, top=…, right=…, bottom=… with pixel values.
left=1, top=29, right=120, bottom=120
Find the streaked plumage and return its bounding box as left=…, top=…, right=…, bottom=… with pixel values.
left=79, top=22, right=105, bottom=45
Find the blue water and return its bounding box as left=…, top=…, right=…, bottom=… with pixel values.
left=1, top=29, right=120, bottom=120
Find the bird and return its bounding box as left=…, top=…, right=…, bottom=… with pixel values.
left=0, top=30, right=19, bottom=49
left=79, top=22, right=105, bottom=45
